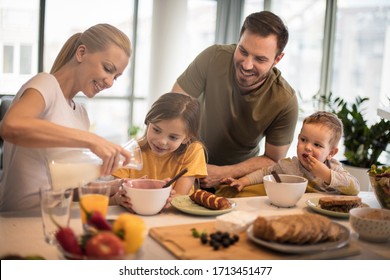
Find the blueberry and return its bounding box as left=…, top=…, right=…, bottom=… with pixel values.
left=222, top=238, right=231, bottom=248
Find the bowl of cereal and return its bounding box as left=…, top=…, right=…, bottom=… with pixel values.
left=122, top=179, right=172, bottom=215
left=263, top=174, right=307, bottom=208
left=349, top=207, right=390, bottom=242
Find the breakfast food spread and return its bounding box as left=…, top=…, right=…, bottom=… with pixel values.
left=318, top=196, right=362, bottom=213
left=189, top=189, right=231, bottom=210
left=252, top=213, right=342, bottom=244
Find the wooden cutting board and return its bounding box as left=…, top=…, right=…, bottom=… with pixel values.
left=149, top=221, right=361, bottom=260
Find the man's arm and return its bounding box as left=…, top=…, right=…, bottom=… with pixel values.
left=200, top=142, right=291, bottom=188
left=172, top=82, right=185, bottom=93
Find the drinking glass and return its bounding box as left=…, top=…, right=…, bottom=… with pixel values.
left=78, top=181, right=110, bottom=226
left=40, top=187, right=73, bottom=245
left=120, top=139, right=143, bottom=170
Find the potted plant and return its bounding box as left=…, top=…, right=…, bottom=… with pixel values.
left=319, top=93, right=390, bottom=190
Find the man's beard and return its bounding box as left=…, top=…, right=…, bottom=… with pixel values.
left=235, top=65, right=273, bottom=92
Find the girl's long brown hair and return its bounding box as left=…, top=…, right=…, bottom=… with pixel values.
left=139, top=92, right=203, bottom=158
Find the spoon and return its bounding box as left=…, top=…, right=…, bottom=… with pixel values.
left=162, top=168, right=189, bottom=188
left=271, top=171, right=282, bottom=183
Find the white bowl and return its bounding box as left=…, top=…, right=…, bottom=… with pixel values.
left=122, top=179, right=171, bottom=216
left=263, top=174, right=308, bottom=208
left=349, top=207, right=390, bottom=243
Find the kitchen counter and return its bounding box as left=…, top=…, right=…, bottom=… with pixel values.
left=0, top=192, right=389, bottom=260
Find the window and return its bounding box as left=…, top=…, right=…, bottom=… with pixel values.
left=3, top=46, right=14, bottom=73
left=272, top=0, right=326, bottom=115
left=0, top=0, right=39, bottom=93
left=0, top=0, right=388, bottom=162
left=45, top=0, right=135, bottom=144
left=332, top=0, right=390, bottom=125
left=244, top=0, right=264, bottom=15
left=20, top=45, right=33, bottom=74
left=132, top=0, right=217, bottom=134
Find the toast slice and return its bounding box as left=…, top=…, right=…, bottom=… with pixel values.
left=319, top=196, right=362, bottom=213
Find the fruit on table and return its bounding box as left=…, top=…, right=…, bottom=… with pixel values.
left=55, top=212, right=146, bottom=259
left=55, top=227, right=83, bottom=256
left=113, top=213, right=146, bottom=254
left=85, top=232, right=125, bottom=258
left=80, top=201, right=112, bottom=231
left=193, top=229, right=240, bottom=251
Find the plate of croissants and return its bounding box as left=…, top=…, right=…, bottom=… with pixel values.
left=171, top=189, right=236, bottom=216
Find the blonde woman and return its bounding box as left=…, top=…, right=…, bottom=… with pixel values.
left=0, top=24, right=133, bottom=211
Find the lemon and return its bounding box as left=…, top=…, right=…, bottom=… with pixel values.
left=113, top=213, right=146, bottom=254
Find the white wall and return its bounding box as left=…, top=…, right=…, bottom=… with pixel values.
left=149, top=0, right=188, bottom=106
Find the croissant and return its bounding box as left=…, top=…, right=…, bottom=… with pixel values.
left=189, top=189, right=231, bottom=210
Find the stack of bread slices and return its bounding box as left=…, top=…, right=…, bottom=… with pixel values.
left=252, top=213, right=341, bottom=244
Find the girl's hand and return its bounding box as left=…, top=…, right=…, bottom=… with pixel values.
left=107, top=178, right=133, bottom=210
left=109, top=184, right=135, bottom=213
left=160, top=177, right=176, bottom=208
left=163, top=188, right=176, bottom=209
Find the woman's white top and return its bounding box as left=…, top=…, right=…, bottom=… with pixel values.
left=0, top=73, right=89, bottom=211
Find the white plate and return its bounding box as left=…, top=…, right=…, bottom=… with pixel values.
left=171, top=195, right=236, bottom=216
left=246, top=223, right=350, bottom=254
left=306, top=198, right=369, bottom=218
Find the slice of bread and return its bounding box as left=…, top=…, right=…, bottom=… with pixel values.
left=252, top=213, right=341, bottom=245
left=319, top=196, right=362, bottom=213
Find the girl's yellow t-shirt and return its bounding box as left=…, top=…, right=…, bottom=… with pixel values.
left=112, top=141, right=207, bottom=194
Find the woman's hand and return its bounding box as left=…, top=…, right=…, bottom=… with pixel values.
left=89, top=136, right=132, bottom=176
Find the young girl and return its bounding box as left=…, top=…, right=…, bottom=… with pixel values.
left=219, top=111, right=360, bottom=197
left=112, top=92, right=207, bottom=196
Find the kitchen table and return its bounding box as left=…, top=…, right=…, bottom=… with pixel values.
left=0, top=192, right=389, bottom=260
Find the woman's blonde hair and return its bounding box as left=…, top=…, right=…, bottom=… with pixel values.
left=50, top=23, right=131, bottom=74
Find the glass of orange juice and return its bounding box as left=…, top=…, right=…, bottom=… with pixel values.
left=78, top=181, right=110, bottom=225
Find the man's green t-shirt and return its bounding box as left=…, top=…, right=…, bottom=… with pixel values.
left=177, top=44, right=298, bottom=165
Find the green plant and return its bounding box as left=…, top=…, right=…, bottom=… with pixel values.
left=320, top=93, right=390, bottom=168
left=128, top=125, right=142, bottom=138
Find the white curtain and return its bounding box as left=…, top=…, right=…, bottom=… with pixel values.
left=215, top=0, right=244, bottom=44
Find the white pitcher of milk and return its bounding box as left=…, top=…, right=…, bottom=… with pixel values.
left=47, top=148, right=102, bottom=190
left=47, top=139, right=143, bottom=191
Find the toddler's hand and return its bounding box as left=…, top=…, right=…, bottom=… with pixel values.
left=306, top=155, right=331, bottom=183
left=220, top=177, right=245, bottom=192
